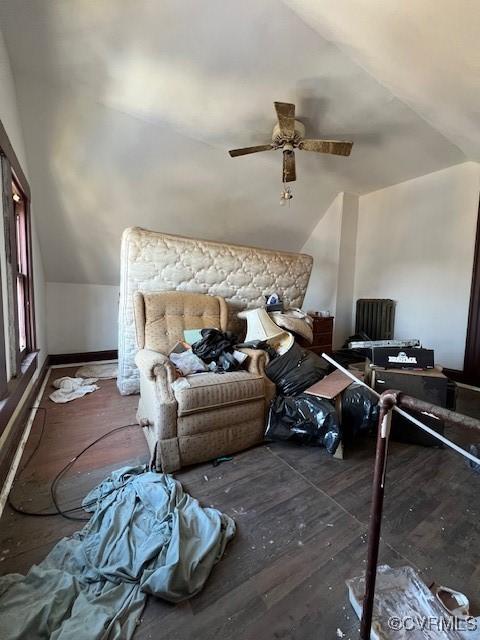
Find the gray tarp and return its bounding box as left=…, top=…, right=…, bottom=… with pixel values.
left=0, top=466, right=235, bottom=639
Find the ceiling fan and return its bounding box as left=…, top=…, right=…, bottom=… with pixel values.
left=228, top=101, right=353, bottom=183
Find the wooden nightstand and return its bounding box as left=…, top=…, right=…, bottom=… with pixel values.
left=297, top=314, right=334, bottom=355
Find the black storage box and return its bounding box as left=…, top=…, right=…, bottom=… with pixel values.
left=370, top=347, right=434, bottom=369
left=266, top=303, right=283, bottom=312
left=373, top=368, right=447, bottom=447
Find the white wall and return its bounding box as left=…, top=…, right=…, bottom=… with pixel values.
left=354, top=162, right=480, bottom=369
left=0, top=29, right=47, bottom=368
left=46, top=283, right=119, bottom=354
left=301, top=194, right=343, bottom=316
left=301, top=192, right=359, bottom=349
left=334, top=193, right=359, bottom=347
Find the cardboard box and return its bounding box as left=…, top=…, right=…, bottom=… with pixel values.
left=304, top=369, right=353, bottom=400
left=371, top=366, right=446, bottom=385
left=369, top=347, right=434, bottom=369
left=372, top=368, right=447, bottom=447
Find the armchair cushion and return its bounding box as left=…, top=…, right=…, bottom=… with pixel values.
left=174, top=371, right=264, bottom=416
left=134, top=290, right=228, bottom=354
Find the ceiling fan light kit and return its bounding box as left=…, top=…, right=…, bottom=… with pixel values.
left=228, top=101, right=353, bottom=202
left=280, top=184, right=294, bottom=206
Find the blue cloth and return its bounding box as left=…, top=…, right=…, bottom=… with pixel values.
left=0, top=467, right=235, bottom=639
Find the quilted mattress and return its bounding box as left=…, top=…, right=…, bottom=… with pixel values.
left=118, top=227, right=313, bottom=395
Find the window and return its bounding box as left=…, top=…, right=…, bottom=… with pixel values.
left=0, top=124, right=37, bottom=407
left=13, top=179, right=31, bottom=356
left=0, top=119, right=37, bottom=453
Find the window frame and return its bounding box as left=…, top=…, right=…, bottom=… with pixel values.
left=0, top=118, right=37, bottom=433
left=12, top=176, right=35, bottom=360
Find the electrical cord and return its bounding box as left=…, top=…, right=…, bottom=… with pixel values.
left=7, top=406, right=138, bottom=521
left=49, top=423, right=139, bottom=521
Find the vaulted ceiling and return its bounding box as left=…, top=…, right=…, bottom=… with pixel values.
left=0, top=0, right=475, bottom=284
left=285, top=0, right=480, bottom=160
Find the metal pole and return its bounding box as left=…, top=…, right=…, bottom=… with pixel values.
left=320, top=355, right=480, bottom=639
left=356, top=388, right=480, bottom=639
left=359, top=395, right=394, bottom=639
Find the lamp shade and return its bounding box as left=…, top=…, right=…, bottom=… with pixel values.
left=238, top=308, right=294, bottom=355
left=239, top=308, right=285, bottom=342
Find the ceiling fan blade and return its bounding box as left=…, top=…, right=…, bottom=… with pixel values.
left=228, top=144, right=274, bottom=157
left=282, top=150, right=296, bottom=183
left=274, top=102, right=295, bottom=138
left=299, top=139, right=353, bottom=156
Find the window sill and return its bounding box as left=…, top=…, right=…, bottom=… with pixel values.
left=0, top=350, right=38, bottom=436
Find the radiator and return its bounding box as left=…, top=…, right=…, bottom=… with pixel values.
left=355, top=299, right=395, bottom=340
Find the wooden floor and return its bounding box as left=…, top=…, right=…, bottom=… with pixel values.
left=1, top=367, right=480, bottom=639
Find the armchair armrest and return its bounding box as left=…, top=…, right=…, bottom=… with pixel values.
left=135, top=348, right=176, bottom=383
left=237, top=347, right=276, bottom=407
left=135, top=349, right=178, bottom=455
left=237, top=347, right=270, bottom=376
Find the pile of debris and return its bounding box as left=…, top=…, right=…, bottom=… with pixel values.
left=163, top=303, right=409, bottom=459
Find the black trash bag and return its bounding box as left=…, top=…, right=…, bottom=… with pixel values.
left=265, top=394, right=341, bottom=454
left=265, top=342, right=328, bottom=396
left=341, top=383, right=379, bottom=439
left=192, top=329, right=240, bottom=372
left=235, top=340, right=279, bottom=360
left=216, top=351, right=240, bottom=372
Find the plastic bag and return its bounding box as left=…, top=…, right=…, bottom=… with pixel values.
left=341, top=383, right=379, bottom=439
left=265, top=394, right=341, bottom=454
left=169, top=351, right=208, bottom=375
left=192, top=329, right=240, bottom=371
left=347, top=565, right=468, bottom=640
left=265, top=342, right=328, bottom=396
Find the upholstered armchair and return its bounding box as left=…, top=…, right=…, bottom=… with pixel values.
left=134, top=291, right=276, bottom=472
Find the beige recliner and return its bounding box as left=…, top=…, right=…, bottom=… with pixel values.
left=134, top=291, right=276, bottom=472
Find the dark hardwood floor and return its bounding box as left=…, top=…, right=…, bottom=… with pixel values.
left=1, top=367, right=480, bottom=639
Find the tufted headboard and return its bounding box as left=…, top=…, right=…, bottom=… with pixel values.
left=118, top=227, right=313, bottom=395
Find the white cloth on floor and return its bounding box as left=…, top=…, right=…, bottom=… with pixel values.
left=49, top=377, right=99, bottom=403
left=75, top=363, right=118, bottom=379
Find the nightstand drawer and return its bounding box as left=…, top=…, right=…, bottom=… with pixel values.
left=298, top=314, right=334, bottom=354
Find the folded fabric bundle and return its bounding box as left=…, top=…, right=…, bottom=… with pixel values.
left=49, top=376, right=99, bottom=403
left=0, top=466, right=235, bottom=640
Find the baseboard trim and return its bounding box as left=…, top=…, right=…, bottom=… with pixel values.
left=456, top=382, right=480, bottom=393
left=48, top=350, right=118, bottom=366
left=0, top=355, right=49, bottom=498
left=443, top=368, right=480, bottom=386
